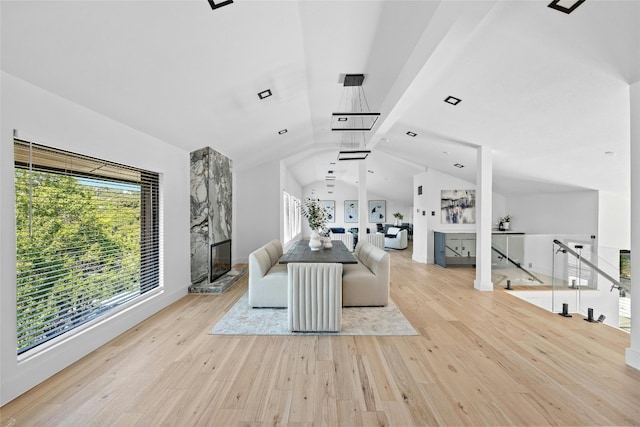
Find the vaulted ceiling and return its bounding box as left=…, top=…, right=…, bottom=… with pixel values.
left=2, top=0, right=638, bottom=204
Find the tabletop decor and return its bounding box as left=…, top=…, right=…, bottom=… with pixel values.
left=302, top=197, right=329, bottom=251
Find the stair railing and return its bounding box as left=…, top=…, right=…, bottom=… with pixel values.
left=553, top=239, right=629, bottom=293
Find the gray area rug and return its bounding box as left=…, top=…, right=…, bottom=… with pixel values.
left=210, top=292, right=418, bottom=336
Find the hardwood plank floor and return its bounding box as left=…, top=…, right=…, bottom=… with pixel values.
left=3, top=245, right=640, bottom=426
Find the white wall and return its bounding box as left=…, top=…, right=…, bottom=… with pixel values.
left=506, top=191, right=598, bottom=235
left=0, top=72, right=191, bottom=405
left=413, top=169, right=507, bottom=264
left=235, top=160, right=280, bottom=263
left=300, top=181, right=412, bottom=237
left=412, top=172, right=429, bottom=263
left=598, top=190, right=631, bottom=250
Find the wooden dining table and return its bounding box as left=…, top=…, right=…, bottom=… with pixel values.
left=278, top=239, right=357, bottom=264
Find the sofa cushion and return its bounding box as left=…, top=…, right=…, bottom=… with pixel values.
left=249, top=247, right=272, bottom=278
left=329, top=227, right=345, bottom=234
left=268, top=239, right=283, bottom=257
left=385, top=227, right=400, bottom=237
left=262, top=242, right=280, bottom=266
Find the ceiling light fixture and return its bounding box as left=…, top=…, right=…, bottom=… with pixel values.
left=331, top=74, right=380, bottom=131
left=454, top=163, right=464, bottom=168
left=207, top=0, right=233, bottom=10
left=338, top=150, right=371, bottom=161
left=325, top=176, right=337, bottom=181
left=278, top=129, right=287, bottom=135
left=444, top=96, right=462, bottom=105
left=406, top=131, right=417, bottom=137
left=258, top=89, right=272, bottom=99
left=547, top=0, right=586, bottom=14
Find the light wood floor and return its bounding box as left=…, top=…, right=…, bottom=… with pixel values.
left=3, top=246, right=640, bottom=426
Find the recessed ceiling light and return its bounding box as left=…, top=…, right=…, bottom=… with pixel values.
left=444, top=96, right=462, bottom=105
left=443, top=151, right=449, bottom=155
left=454, top=163, right=464, bottom=168
left=328, top=191, right=333, bottom=194
left=327, top=184, right=335, bottom=188
left=548, top=0, right=586, bottom=14
left=605, top=151, right=615, bottom=156
left=258, top=89, right=272, bottom=99
left=406, top=131, right=417, bottom=137
left=207, top=0, right=233, bottom=10
left=329, top=162, right=336, bottom=165
left=367, top=170, right=374, bottom=174
left=278, top=129, right=287, bottom=135
left=325, top=176, right=337, bottom=181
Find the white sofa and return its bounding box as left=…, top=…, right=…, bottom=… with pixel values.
left=384, top=227, right=408, bottom=250
left=248, top=239, right=288, bottom=307
left=342, top=241, right=390, bottom=306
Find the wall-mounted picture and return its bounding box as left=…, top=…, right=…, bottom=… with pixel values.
left=344, top=200, right=358, bottom=223
left=368, top=200, right=386, bottom=223
left=441, top=190, right=475, bottom=224
left=319, top=200, right=335, bottom=223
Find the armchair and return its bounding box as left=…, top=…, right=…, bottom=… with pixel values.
left=384, top=227, right=408, bottom=250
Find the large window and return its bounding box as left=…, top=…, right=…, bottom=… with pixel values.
left=283, top=191, right=301, bottom=245
left=14, top=140, right=161, bottom=355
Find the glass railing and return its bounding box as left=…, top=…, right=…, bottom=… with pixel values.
left=492, top=233, right=630, bottom=332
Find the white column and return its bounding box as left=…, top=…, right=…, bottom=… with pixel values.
left=358, top=159, right=368, bottom=242
left=626, top=81, right=640, bottom=370
left=474, top=145, right=493, bottom=291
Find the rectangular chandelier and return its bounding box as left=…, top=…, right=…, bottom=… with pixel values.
left=331, top=113, right=380, bottom=131
left=337, top=150, right=371, bottom=161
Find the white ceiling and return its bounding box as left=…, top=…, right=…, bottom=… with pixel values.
left=2, top=0, right=639, bottom=203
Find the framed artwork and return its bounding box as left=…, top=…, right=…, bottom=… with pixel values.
left=344, top=200, right=358, bottom=223
left=441, top=190, right=476, bottom=224
left=320, top=200, right=335, bottom=223
left=368, top=200, right=386, bottom=223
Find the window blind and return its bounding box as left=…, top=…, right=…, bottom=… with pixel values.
left=14, top=139, right=161, bottom=355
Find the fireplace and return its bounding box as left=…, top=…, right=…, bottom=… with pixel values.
left=210, top=239, right=232, bottom=282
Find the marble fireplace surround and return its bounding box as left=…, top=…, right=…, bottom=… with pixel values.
left=189, top=146, right=242, bottom=293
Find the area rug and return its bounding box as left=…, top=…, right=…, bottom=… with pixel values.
left=210, top=292, right=418, bottom=336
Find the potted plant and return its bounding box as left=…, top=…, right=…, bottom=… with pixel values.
left=499, top=214, right=512, bottom=231
left=302, top=197, right=328, bottom=250
left=393, top=212, right=404, bottom=226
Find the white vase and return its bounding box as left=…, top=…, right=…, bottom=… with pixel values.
left=323, top=237, right=333, bottom=249
left=309, top=230, right=322, bottom=251
left=503, top=221, right=510, bottom=231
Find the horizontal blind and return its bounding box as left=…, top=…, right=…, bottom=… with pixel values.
left=14, top=139, right=160, bottom=355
